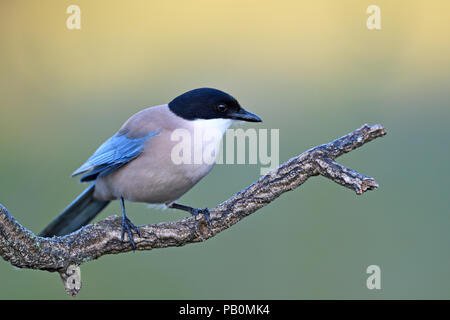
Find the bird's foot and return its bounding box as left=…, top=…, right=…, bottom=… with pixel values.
left=121, top=215, right=140, bottom=250
left=191, top=207, right=211, bottom=224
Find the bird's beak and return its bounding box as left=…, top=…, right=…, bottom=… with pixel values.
left=229, top=108, right=263, bottom=122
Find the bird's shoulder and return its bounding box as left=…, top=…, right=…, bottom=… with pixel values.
left=118, top=104, right=188, bottom=139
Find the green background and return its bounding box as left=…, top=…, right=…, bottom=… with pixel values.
left=0, top=0, right=449, bottom=299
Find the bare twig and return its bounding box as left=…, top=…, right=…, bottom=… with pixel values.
left=0, top=124, right=386, bottom=296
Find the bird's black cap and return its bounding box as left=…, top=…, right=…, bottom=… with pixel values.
left=168, top=88, right=262, bottom=122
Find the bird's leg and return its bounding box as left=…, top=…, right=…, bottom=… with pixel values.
left=169, top=203, right=211, bottom=224
left=120, top=197, right=140, bottom=250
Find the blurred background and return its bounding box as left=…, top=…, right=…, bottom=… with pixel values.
left=0, top=0, right=449, bottom=299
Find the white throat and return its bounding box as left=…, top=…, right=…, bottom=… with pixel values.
left=190, top=118, right=233, bottom=165
left=192, top=118, right=233, bottom=135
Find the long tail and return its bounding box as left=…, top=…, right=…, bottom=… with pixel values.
left=39, top=184, right=110, bottom=237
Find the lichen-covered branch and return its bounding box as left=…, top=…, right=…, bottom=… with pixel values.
left=0, top=124, right=386, bottom=296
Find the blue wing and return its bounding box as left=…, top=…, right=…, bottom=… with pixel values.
left=72, top=130, right=160, bottom=182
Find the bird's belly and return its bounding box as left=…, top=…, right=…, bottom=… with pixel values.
left=93, top=153, right=215, bottom=204
left=93, top=120, right=227, bottom=204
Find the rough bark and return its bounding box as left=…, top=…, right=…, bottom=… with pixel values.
left=0, top=124, right=386, bottom=296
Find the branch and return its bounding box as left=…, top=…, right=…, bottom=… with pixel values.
left=0, top=124, right=386, bottom=296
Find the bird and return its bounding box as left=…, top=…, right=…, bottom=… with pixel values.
left=39, top=88, right=262, bottom=249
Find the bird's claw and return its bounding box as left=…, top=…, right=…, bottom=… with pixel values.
left=191, top=207, right=211, bottom=224
left=121, top=215, right=140, bottom=250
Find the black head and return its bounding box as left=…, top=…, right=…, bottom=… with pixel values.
left=168, top=88, right=262, bottom=122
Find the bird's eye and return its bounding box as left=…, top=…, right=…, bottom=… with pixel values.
left=216, top=104, right=228, bottom=113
